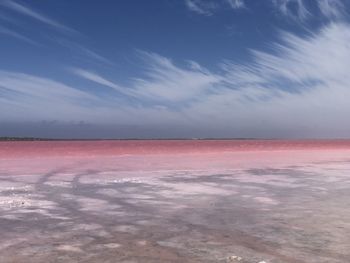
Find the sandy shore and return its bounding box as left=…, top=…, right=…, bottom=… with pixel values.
left=0, top=140, right=350, bottom=262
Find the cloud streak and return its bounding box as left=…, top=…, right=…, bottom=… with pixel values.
left=185, top=0, right=217, bottom=16
left=226, top=0, right=245, bottom=9
left=184, top=0, right=245, bottom=16
left=71, top=68, right=136, bottom=97
left=272, top=0, right=346, bottom=21
left=185, top=0, right=346, bottom=22
left=318, top=0, right=344, bottom=19
left=55, top=38, right=113, bottom=65
left=0, top=1, right=111, bottom=67
left=2, top=19, right=350, bottom=137
left=272, top=0, right=310, bottom=21
left=1, top=0, right=75, bottom=33
left=0, top=25, right=38, bottom=45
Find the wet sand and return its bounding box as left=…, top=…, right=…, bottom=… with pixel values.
left=0, top=140, right=350, bottom=263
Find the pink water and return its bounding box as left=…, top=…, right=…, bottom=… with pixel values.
left=1, top=140, right=350, bottom=157
left=1, top=140, right=350, bottom=175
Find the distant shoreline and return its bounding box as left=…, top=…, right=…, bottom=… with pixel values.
left=0, top=137, right=349, bottom=141
left=0, top=137, right=260, bottom=141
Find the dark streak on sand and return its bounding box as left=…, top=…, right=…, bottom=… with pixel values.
left=0, top=141, right=350, bottom=262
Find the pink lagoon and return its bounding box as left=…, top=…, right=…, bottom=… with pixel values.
left=2, top=0, right=350, bottom=262
left=1, top=140, right=350, bottom=263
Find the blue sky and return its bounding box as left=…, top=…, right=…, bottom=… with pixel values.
left=0, top=0, right=350, bottom=138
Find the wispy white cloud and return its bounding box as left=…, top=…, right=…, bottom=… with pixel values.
left=0, top=71, right=95, bottom=101
left=0, top=71, right=99, bottom=122
left=2, top=22, right=350, bottom=137
left=1, top=0, right=76, bottom=33
left=79, top=46, right=113, bottom=65
left=318, top=0, right=344, bottom=19
left=71, top=57, right=219, bottom=102
left=54, top=38, right=113, bottom=65
left=187, top=0, right=346, bottom=21
left=0, top=70, right=182, bottom=127
left=226, top=0, right=245, bottom=9
left=185, top=0, right=217, bottom=16
left=0, top=25, right=38, bottom=45
left=72, top=22, right=350, bottom=137
left=130, top=51, right=221, bottom=101
left=185, top=0, right=245, bottom=15
left=272, top=0, right=310, bottom=21
left=272, top=0, right=346, bottom=21
left=73, top=51, right=221, bottom=102
left=71, top=68, right=136, bottom=97
left=1, top=1, right=111, bottom=66
left=189, top=22, right=350, bottom=137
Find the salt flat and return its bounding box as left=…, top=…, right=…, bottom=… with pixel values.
left=0, top=140, right=350, bottom=263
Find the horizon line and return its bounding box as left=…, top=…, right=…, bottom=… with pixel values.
left=1, top=137, right=350, bottom=141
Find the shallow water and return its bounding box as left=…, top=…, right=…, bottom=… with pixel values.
left=0, top=140, right=350, bottom=262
